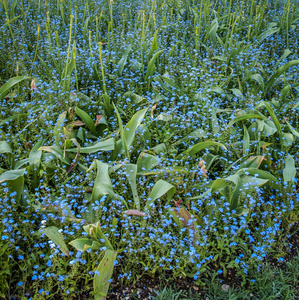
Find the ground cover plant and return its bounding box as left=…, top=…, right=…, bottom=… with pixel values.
left=1, top=0, right=299, bottom=298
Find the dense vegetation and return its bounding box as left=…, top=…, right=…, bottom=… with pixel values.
left=1, top=0, right=299, bottom=298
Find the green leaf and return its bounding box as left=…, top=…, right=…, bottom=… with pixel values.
left=256, top=101, right=283, bottom=148
left=257, top=24, right=279, bottom=44
left=144, top=49, right=164, bottom=82
left=0, top=169, right=25, bottom=206
left=75, top=107, right=97, bottom=135
left=14, top=158, right=29, bottom=169
left=113, top=107, right=148, bottom=158
left=39, top=145, right=71, bottom=165
left=239, top=156, right=266, bottom=169
left=228, top=114, right=267, bottom=127
left=66, top=138, right=114, bottom=153
left=230, top=88, right=243, bottom=98
left=251, top=73, right=264, bottom=91
left=43, top=226, right=70, bottom=256
left=160, top=75, right=183, bottom=96
left=275, top=49, right=292, bottom=69
left=0, top=168, right=25, bottom=183
left=0, top=141, right=13, bottom=166
left=125, top=164, right=140, bottom=210
left=236, top=168, right=278, bottom=189
left=102, top=93, right=114, bottom=118
left=0, top=76, right=31, bottom=101
left=149, top=30, right=159, bottom=60
left=265, top=60, right=299, bottom=92
left=29, top=140, right=44, bottom=170
left=137, top=152, right=159, bottom=173
left=283, top=155, right=296, bottom=182
left=123, top=91, right=146, bottom=105
left=83, top=221, right=114, bottom=250
left=286, top=121, right=299, bottom=137
left=117, top=45, right=132, bottom=75
left=93, top=249, right=117, bottom=300
left=145, top=179, right=175, bottom=210
left=182, top=140, right=227, bottom=157
left=69, top=238, right=101, bottom=252
left=282, top=132, right=293, bottom=147
left=90, top=160, right=121, bottom=203
left=211, top=178, right=230, bottom=194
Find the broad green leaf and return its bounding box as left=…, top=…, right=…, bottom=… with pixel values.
left=14, top=158, right=29, bottom=169
left=210, top=86, right=225, bottom=95
left=29, top=140, right=44, bottom=170
left=0, top=141, right=13, bottom=166
left=225, top=173, right=240, bottom=186
left=137, top=152, right=158, bottom=173
left=211, top=178, right=230, bottom=194
left=208, top=18, right=219, bottom=44
left=113, top=107, right=148, bottom=158
left=66, top=138, right=114, bottom=153
left=239, top=156, right=266, bottom=169
left=256, top=101, right=283, bottom=148
left=43, top=226, right=69, bottom=256
left=93, top=249, right=117, bottom=300
left=0, top=168, right=25, bottom=183
left=156, top=112, right=172, bottom=121
left=265, top=60, right=299, bottom=92
left=144, top=49, right=164, bottom=82
left=0, top=76, right=31, bottom=101
left=237, top=168, right=278, bottom=189
left=230, top=88, right=243, bottom=98
left=75, top=107, right=97, bottom=135
left=125, top=164, right=140, bottom=210
left=251, top=74, right=264, bottom=91
left=123, top=91, right=146, bottom=105
left=182, top=140, right=227, bottom=157
left=0, top=141, right=12, bottom=155
left=117, top=45, right=132, bottom=75
left=282, top=132, right=293, bottom=147
left=212, top=107, right=219, bottom=135
left=283, top=155, right=296, bottom=182
left=90, top=160, right=121, bottom=203
left=262, top=119, right=277, bottom=136
left=69, top=238, right=101, bottom=252
left=145, top=179, right=175, bottom=210
left=124, top=107, right=148, bottom=147
left=0, top=169, right=25, bottom=206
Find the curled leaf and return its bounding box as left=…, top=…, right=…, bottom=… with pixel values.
left=151, top=103, right=157, bottom=119
left=123, top=209, right=147, bottom=217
